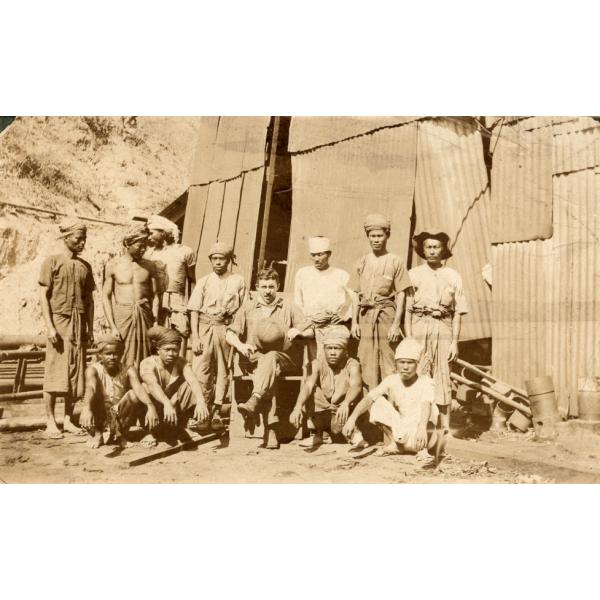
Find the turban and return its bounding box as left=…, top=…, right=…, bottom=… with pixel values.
left=148, top=325, right=182, bottom=348
left=147, top=215, right=179, bottom=241
left=58, top=218, right=87, bottom=238
left=208, top=241, right=236, bottom=262
left=96, top=334, right=124, bottom=353
left=122, top=223, right=149, bottom=247
left=394, top=338, right=424, bottom=362
left=308, top=236, right=331, bottom=254
left=364, top=213, right=391, bottom=233
left=412, top=228, right=452, bottom=260
left=322, top=325, right=350, bottom=348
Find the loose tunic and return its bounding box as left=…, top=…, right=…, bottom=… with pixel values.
left=348, top=253, right=411, bottom=389
left=39, top=254, right=96, bottom=397
left=408, top=263, right=468, bottom=406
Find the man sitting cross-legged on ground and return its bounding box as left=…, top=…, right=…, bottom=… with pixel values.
left=342, top=337, right=439, bottom=458
left=226, top=266, right=313, bottom=450
left=117, top=326, right=210, bottom=447
left=289, top=326, right=368, bottom=451
left=79, top=334, right=158, bottom=449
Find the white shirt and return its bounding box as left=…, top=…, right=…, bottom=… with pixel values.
left=293, top=265, right=352, bottom=320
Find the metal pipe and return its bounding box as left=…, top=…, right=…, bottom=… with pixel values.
left=0, top=389, right=43, bottom=401
left=455, top=358, right=528, bottom=399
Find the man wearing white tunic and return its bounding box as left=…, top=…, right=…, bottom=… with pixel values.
left=293, top=236, right=354, bottom=360
left=343, top=338, right=438, bottom=457
left=405, top=228, right=468, bottom=433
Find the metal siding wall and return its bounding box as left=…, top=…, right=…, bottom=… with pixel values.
left=491, top=119, right=600, bottom=415
left=414, top=119, right=492, bottom=340
left=285, top=122, right=418, bottom=290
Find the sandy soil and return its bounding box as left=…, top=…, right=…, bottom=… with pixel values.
left=0, top=429, right=553, bottom=484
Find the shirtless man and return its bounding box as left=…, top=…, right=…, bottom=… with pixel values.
left=120, top=326, right=210, bottom=446
left=79, top=334, right=158, bottom=449
left=146, top=215, right=196, bottom=357
left=102, top=224, right=161, bottom=368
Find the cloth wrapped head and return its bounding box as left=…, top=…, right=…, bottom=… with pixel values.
left=308, top=236, right=331, bottom=254
left=363, top=213, right=391, bottom=233
left=58, top=218, right=87, bottom=238
left=96, top=333, right=124, bottom=353
left=148, top=325, right=182, bottom=348
left=208, top=241, right=236, bottom=264
left=122, top=223, right=150, bottom=247
left=322, top=325, right=350, bottom=348
left=412, top=228, right=452, bottom=260
left=394, top=337, right=424, bottom=362
left=147, top=214, right=180, bottom=242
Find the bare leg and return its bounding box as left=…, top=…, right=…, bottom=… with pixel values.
left=63, top=392, right=84, bottom=435
left=44, top=392, right=63, bottom=438
left=375, top=425, right=401, bottom=456
left=87, top=428, right=104, bottom=449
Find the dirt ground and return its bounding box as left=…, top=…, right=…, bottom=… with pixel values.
left=0, top=427, right=562, bottom=484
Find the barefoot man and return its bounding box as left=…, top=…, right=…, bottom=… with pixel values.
left=289, top=326, right=367, bottom=450
left=79, top=334, right=158, bottom=449
left=226, top=266, right=312, bottom=449
left=146, top=215, right=196, bottom=356
left=120, top=326, right=210, bottom=446
left=342, top=338, right=439, bottom=458
left=188, top=242, right=246, bottom=429
left=349, top=214, right=412, bottom=390
left=102, top=224, right=161, bottom=368
left=39, top=219, right=95, bottom=438
left=406, top=228, right=468, bottom=447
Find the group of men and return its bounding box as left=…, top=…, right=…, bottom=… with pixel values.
left=39, top=211, right=467, bottom=459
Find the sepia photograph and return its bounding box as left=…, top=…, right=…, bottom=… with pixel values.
left=1, top=114, right=599, bottom=484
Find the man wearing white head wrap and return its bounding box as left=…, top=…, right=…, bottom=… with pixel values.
left=343, top=337, right=439, bottom=458
left=293, top=235, right=354, bottom=360
left=39, top=219, right=96, bottom=438
left=145, top=214, right=196, bottom=356
left=290, top=325, right=370, bottom=449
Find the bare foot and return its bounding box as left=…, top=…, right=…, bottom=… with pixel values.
left=375, top=443, right=401, bottom=457
left=87, top=431, right=104, bottom=449
left=45, top=422, right=64, bottom=439
left=63, top=418, right=85, bottom=436
left=140, top=433, right=158, bottom=448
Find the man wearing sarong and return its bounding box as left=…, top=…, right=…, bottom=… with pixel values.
left=290, top=326, right=368, bottom=450
left=146, top=215, right=196, bottom=357
left=226, top=267, right=312, bottom=449
left=188, top=242, right=246, bottom=429
left=39, top=219, right=96, bottom=439
left=119, top=326, right=210, bottom=447
left=293, top=236, right=354, bottom=360
left=102, top=224, right=161, bottom=368
left=343, top=338, right=439, bottom=458
left=405, top=228, right=468, bottom=434
left=349, top=214, right=412, bottom=390
left=79, top=334, right=158, bottom=449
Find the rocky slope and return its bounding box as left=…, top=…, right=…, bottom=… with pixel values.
left=0, top=116, right=202, bottom=336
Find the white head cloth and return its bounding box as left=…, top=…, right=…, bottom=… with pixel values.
left=308, top=236, right=331, bottom=254
left=394, top=338, right=424, bottom=362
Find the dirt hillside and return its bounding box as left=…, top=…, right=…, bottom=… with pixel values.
left=0, top=116, right=202, bottom=336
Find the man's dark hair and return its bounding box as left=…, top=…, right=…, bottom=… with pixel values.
left=256, top=267, right=280, bottom=285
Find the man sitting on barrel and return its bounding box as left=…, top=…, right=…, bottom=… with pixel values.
left=79, top=334, right=158, bottom=449
left=226, top=266, right=313, bottom=449
left=289, top=325, right=367, bottom=451
left=342, top=338, right=439, bottom=458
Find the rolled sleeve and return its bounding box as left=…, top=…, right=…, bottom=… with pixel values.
left=454, top=276, right=469, bottom=315
left=38, top=256, right=54, bottom=288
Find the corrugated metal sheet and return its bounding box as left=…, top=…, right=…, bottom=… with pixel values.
left=182, top=117, right=270, bottom=283
left=489, top=117, right=554, bottom=243
left=491, top=121, right=600, bottom=415
left=288, top=117, right=418, bottom=153
left=284, top=121, right=418, bottom=290
left=414, top=118, right=492, bottom=340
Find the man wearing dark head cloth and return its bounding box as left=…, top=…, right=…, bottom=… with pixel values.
left=39, top=219, right=96, bottom=439
left=348, top=214, right=412, bottom=390
left=102, top=224, right=161, bottom=368
left=119, top=326, right=209, bottom=446
left=79, top=334, right=157, bottom=449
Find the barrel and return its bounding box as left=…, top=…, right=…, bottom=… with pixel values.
left=490, top=402, right=509, bottom=432
left=507, top=409, right=532, bottom=433
left=577, top=377, right=600, bottom=421
left=525, top=375, right=558, bottom=440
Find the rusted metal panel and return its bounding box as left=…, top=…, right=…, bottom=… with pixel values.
left=414, top=118, right=492, bottom=340
left=288, top=116, right=418, bottom=153
left=284, top=121, right=418, bottom=290
left=489, top=117, right=554, bottom=243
